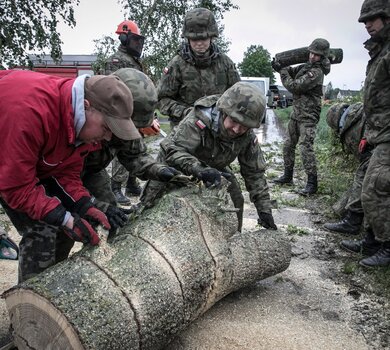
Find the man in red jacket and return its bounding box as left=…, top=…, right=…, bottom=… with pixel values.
left=0, top=69, right=140, bottom=282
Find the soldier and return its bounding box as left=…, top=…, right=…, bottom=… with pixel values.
left=272, top=38, right=331, bottom=195
left=0, top=70, right=140, bottom=282
left=158, top=7, right=240, bottom=129
left=82, top=68, right=179, bottom=231
left=142, top=82, right=277, bottom=232
left=104, top=20, right=146, bottom=205
left=340, top=0, right=390, bottom=267
left=323, top=102, right=369, bottom=235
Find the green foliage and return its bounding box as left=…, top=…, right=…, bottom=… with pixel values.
left=237, top=45, right=275, bottom=83
left=0, top=0, right=80, bottom=68
left=91, top=36, right=117, bottom=74
left=286, top=224, right=309, bottom=236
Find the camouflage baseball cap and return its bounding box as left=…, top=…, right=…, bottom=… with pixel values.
left=308, top=38, right=330, bottom=57
left=359, top=0, right=390, bottom=22
left=112, top=68, right=158, bottom=128
left=182, top=8, right=219, bottom=39
left=326, top=103, right=350, bottom=133
left=216, top=82, right=266, bottom=129
left=84, top=75, right=140, bottom=141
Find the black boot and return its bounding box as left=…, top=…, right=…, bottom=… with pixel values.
left=125, top=176, right=142, bottom=196
left=274, top=168, right=293, bottom=185
left=340, top=230, right=381, bottom=256
left=298, top=174, right=317, bottom=196
left=323, top=211, right=363, bottom=235
left=359, top=241, right=390, bottom=267
left=111, top=180, right=131, bottom=205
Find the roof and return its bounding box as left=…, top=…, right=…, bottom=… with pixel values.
left=28, top=54, right=98, bottom=67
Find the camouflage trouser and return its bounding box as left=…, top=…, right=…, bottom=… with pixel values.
left=361, top=143, right=390, bottom=242
left=111, top=157, right=129, bottom=184
left=0, top=198, right=74, bottom=283
left=82, top=169, right=116, bottom=206
left=283, top=119, right=317, bottom=176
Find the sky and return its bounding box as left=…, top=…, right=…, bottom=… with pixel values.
left=58, top=0, right=369, bottom=90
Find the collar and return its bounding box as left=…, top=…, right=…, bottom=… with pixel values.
left=72, top=74, right=90, bottom=146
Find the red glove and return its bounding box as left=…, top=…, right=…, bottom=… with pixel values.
left=139, top=119, right=160, bottom=136
left=358, top=138, right=367, bottom=153
left=85, top=207, right=111, bottom=230
left=63, top=215, right=100, bottom=246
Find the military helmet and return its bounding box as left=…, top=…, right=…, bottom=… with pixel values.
left=182, top=8, right=219, bottom=39
left=216, top=82, right=266, bottom=129
left=111, top=68, right=158, bottom=128
left=358, top=0, right=390, bottom=22
left=308, top=38, right=330, bottom=57
left=326, top=103, right=350, bottom=133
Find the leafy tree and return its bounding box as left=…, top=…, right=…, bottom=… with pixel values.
left=91, top=36, right=117, bottom=74
left=0, top=0, right=79, bottom=68
left=237, top=45, right=275, bottom=83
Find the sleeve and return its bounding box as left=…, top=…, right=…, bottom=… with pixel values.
left=225, top=56, right=241, bottom=87
left=281, top=66, right=323, bottom=94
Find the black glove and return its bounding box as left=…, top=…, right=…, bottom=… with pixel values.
left=105, top=205, right=133, bottom=230
left=257, top=212, right=277, bottom=230
left=194, top=167, right=222, bottom=188
left=62, top=214, right=100, bottom=245
left=271, top=59, right=282, bottom=73
left=157, top=167, right=181, bottom=182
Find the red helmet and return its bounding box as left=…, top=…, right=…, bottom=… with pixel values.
left=115, top=20, right=141, bottom=35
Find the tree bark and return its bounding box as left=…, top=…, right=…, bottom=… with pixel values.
left=3, top=183, right=291, bottom=350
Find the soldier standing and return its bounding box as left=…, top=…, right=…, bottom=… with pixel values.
left=340, top=0, right=390, bottom=267
left=105, top=20, right=145, bottom=205
left=142, top=82, right=277, bottom=232
left=273, top=38, right=331, bottom=195
left=158, top=7, right=240, bottom=129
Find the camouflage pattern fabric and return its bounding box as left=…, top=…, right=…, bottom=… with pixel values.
left=82, top=169, right=116, bottom=207
left=102, top=46, right=142, bottom=75
left=157, top=43, right=240, bottom=126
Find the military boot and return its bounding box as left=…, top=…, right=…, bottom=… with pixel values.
left=273, top=168, right=294, bottom=185
left=111, top=180, right=131, bottom=205
left=323, top=211, right=363, bottom=235
left=125, top=176, right=142, bottom=196
left=298, top=174, right=317, bottom=196
left=359, top=241, right=390, bottom=268
left=340, top=230, right=381, bottom=256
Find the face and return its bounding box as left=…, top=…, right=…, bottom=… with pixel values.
left=309, top=52, right=322, bottom=63
left=189, top=38, right=211, bottom=54
left=78, top=100, right=112, bottom=143
left=363, top=17, right=388, bottom=37
left=223, top=115, right=249, bottom=138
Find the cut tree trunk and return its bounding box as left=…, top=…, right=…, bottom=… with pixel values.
left=274, top=47, right=343, bottom=67
left=3, top=182, right=291, bottom=350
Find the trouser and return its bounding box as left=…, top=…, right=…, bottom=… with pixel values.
left=111, top=157, right=129, bottom=184
left=82, top=169, right=116, bottom=206
left=361, top=143, right=390, bottom=242
left=283, top=119, right=317, bottom=176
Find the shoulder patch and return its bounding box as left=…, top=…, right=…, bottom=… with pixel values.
left=308, top=71, right=314, bottom=78
left=112, top=58, right=120, bottom=63
left=163, top=67, right=169, bottom=75
left=195, top=120, right=206, bottom=130
left=253, top=137, right=258, bottom=145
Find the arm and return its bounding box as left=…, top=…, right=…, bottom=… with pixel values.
left=280, top=66, right=323, bottom=94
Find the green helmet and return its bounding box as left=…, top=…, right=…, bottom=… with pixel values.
left=216, top=82, right=266, bottom=129
left=358, top=0, right=390, bottom=22
left=326, top=103, right=350, bottom=133
left=111, top=68, right=157, bottom=128
left=308, top=38, right=330, bottom=57
left=182, top=8, right=219, bottom=39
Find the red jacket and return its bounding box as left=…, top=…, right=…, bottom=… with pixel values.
left=0, top=70, right=99, bottom=220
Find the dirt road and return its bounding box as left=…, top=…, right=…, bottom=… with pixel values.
left=1, top=109, right=388, bottom=349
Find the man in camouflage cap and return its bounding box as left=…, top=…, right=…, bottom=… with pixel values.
left=273, top=38, right=331, bottom=196
left=141, top=82, right=276, bottom=232
left=340, top=0, right=390, bottom=268
left=157, top=7, right=240, bottom=129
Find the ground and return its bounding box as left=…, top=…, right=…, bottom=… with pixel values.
left=0, top=109, right=389, bottom=350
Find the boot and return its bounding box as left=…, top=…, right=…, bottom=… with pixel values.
left=111, top=180, right=131, bottom=205
left=298, top=174, right=317, bottom=196
left=340, top=230, right=381, bottom=256
left=323, top=211, right=363, bottom=235
left=125, top=176, right=142, bottom=196
left=359, top=241, right=390, bottom=267
left=273, top=168, right=293, bottom=185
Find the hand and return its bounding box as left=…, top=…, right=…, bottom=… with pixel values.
left=157, top=167, right=181, bottom=182
left=139, top=119, right=161, bottom=136
left=271, top=59, right=282, bottom=72
left=194, top=167, right=222, bottom=188
left=257, top=212, right=277, bottom=230
left=105, top=205, right=133, bottom=230
left=85, top=207, right=111, bottom=230
left=62, top=215, right=100, bottom=245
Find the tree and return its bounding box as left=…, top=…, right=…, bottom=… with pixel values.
left=238, top=45, right=275, bottom=83
left=0, top=0, right=80, bottom=68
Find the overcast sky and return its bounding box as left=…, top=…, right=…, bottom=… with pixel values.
left=58, top=0, right=369, bottom=90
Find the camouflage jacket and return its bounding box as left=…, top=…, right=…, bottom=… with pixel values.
left=82, top=136, right=165, bottom=181
left=363, top=24, right=390, bottom=145
left=157, top=42, right=240, bottom=123
left=280, top=59, right=330, bottom=125
left=160, top=95, right=272, bottom=213
left=103, top=46, right=143, bottom=74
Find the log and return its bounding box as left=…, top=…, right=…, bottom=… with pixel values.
left=3, top=182, right=291, bottom=350
left=274, top=46, right=343, bottom=68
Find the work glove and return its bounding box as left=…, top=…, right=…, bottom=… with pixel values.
left=193, top=167, right=222, bottom=188
left=139, top=119, right=161, bottom=137
left=62, top=214, right=100, bottom=246
left=271, top=59, right=282, bottom=73
left=358, top=138, right=368, bottom=153
left=72, top=196, right=111, bottom=230
left=105, top=205, right=134, bottom=230
left=157, top=167, right=181, bottom=182
left=257, top=212, right=277, bottom=230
